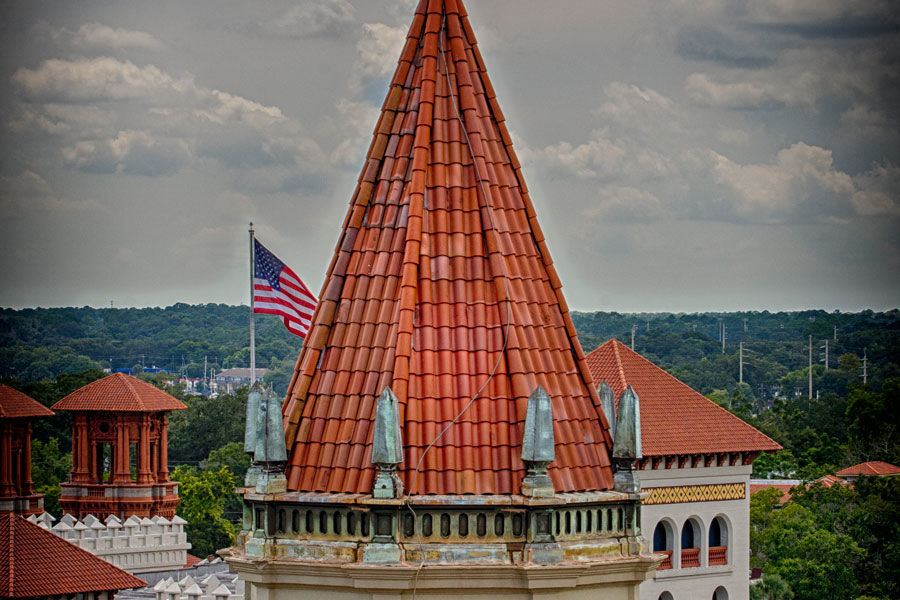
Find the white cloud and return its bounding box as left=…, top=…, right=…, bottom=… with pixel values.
left=353, top=23, right=407, bottom=86
left=588, top=186, right=670, bottom=222
left=10, top=57, right=322, bottom=182
left=268, top=0, right=356, bottom=38
left=711, top=142, right=856, bottom=221
left=61, top=130, right=191, bottom=176
left=12, top=57, right=192, bottom=103
left=72, top=23, right=163, bottom=50
left=0, top=171, right=99, bottom=218
left=852, top=163, right=900, bottom=217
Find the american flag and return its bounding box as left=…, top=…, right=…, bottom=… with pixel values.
left=253, top=239, right=317, bottom=338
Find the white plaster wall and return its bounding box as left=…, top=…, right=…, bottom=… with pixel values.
left=639, top=465, right=751, bottom=600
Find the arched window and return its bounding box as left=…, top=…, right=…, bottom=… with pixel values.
left=713, top=586, right=729, bottom=600
left=653, top=521, right=673, bottom=570
left=658, top=593, right=674, bottom=600
left=709, top=517, right=722, bottom=546
left=653, top=522, right=668, bottom=551
left=680, top=519, right=701, bottom=568
left=708, top=516, right=729, bottom=566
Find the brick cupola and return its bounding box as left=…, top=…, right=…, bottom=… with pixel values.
left=0, top=385, right=54, bottom=516
left=51, top=373, right=186, bottom=519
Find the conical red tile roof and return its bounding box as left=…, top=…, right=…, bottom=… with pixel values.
left=51, top=373, right=186, bottom=413
left=282, top=0, right=615, bottom=496
left=585, top=339, right=781, bottom=456
left=0, top=385, right=53, bottom=419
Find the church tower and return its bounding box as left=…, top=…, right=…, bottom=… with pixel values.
left=225, top=1, right=660, bottom=597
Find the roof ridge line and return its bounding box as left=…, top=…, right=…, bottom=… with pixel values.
left=611, top=339, right=629, bottom=396
left=454, top=5, right=611, bottom=444
left=391, top=5, right=440, bottom=411
left=282, top=4, right=430, bottom=450
left=6, top=515, right=13, bottom=596
left=119, top=373, right=146, bottom=411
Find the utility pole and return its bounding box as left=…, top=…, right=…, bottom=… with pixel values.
left=204, top=355, right=208, bottom=384
left=743, top=318, right=748, bottom=332
left=820, top=340, right=829, bottom=370
left=722, top=322, right=726, bottom=354
left=862, top=349, right=868, bottom=385
left=631, top=324, right=637, bottom=350
left=739, top=341, right=744, bottom=384
left=834, top=325, right=838, bottom=343
left=808, top=335, right=813, bottom=399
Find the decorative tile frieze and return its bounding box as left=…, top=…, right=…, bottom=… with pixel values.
left=642, top=483, right=745, bottom=505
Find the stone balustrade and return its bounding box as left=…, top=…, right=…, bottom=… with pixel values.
left=151, top=572, right=245, bottom=600
left=27, top=511, right=191, bottom=574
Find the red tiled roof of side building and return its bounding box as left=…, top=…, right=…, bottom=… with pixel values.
left=585, top=339, right=781, bottom=456
left=749, top=480, right=800, bottom=505
left=1, top=514, right=146, bottom=597
left=836, top=461, right=900, bottom=476
left=51, top=373, right=187, bottom=413
left=184, top=553, right=204, bottom=568
left=0, top=385, right=54, bottom=419
left=281, top=0, right=616, bottom=496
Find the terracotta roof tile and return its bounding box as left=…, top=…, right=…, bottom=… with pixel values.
left=282, top=0, right=614, bottom=496
left=0, top=385, right=53, bottom=419
left=51, top=373, right=187, bottom=413
left=1, top=514, right=145, bottom=596
left=585, top=339, right=781, bottom=456
left=836, top=461, right=900, bottom=476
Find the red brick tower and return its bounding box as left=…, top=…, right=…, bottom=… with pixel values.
left=0, top=385, right=54, bottom=516
left=52, top=373, right=186, bottom=519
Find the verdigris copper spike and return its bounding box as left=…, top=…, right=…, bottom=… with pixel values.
left=613, top=385, right=642, bottom=493
left=244, top=383, right=262, bottom=487
left=372, top=387, right=404, bottom=498
left=264, top=387, right=287, bottom=463
left=520, top=385, right=555, bottom=497
left=598, top=381, right=616, bottom=441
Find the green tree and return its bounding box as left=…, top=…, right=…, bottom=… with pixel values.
left=30, top=438, right=71, bottom=517
left=750, top=574, right=792, bottom=600
left=203, top=441, right=251, bottom=482
left=167, top=388, right=248, bottom=463
left=171, top=465, right=236, bottom=557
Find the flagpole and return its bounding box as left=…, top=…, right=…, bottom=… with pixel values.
left=249, top=222, right=256, bottom=385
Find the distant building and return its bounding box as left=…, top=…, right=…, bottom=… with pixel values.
left=1, top=512, right=146, bottom=599
left=586, top=339, right=782, bottom=600
left=213, top=368, right=268, bottom=394
left=0, top=384, right=54, bottom=516
left=836, top=460, right=900, bottom=482
left=51, top=373, right=186, bottom=519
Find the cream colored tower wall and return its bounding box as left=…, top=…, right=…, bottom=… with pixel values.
left=638, top=464, right=752, bottom=600
left=233, top=562, right=652, bottom=600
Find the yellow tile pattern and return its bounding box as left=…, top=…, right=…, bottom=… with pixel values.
left=643, top=482, right=745, bottom=505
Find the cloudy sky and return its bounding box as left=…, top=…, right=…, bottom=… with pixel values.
left=1, top=0, right=898, bottom=312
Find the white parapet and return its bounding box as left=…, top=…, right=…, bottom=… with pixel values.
left=42, top=512, right=191, bottom=574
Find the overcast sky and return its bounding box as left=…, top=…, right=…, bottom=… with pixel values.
left=1, top=0, right=898, bottom=312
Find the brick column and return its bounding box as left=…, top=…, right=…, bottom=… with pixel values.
left=23, top=422, right=33, bottom=494
left=72, top=414, right=91, bottom=484
left=158, top=414, right=169, bottom=482
left=0, top=423, right=13, bottom=496
left=137, top=415, right=152, bottom=484
left=114, top=418, right=131, bottom=483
